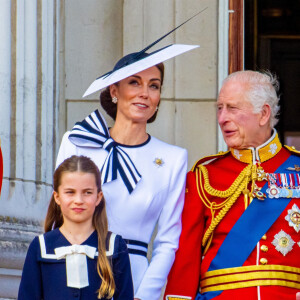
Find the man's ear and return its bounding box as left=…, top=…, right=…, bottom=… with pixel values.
left=259, top=103, right=271, bottom=127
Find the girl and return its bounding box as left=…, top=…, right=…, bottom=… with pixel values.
left=18, top=155, right=133, bottom=299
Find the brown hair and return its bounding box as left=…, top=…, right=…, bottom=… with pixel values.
left=44, top=155, right=115, bottom=299
left=100, top=62, right=164, bottom=123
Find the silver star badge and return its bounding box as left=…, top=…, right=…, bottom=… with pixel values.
left=285, top=204, right=300, bottom=233
left=271, top=230, right=295, bottom=256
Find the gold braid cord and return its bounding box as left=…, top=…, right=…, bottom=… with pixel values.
left=195, top=164, right=253, bottom=253
left=199, top=165, right=251, bottom=198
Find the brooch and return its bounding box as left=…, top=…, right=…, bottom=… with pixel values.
left=286, top=165, right=300, bottom=172
left=153, top=158, right=164, bottom=167
left=285, top=204, right=300, bottom=232
left=271, top=230, right=295, bottom=256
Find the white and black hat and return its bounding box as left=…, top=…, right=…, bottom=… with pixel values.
left=82, top=8, right=207, bottom=97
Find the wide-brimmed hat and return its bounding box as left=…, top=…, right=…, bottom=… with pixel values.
left=83, top=44, right=199, bottom=97
left=82, top=7, right=207, bottom=97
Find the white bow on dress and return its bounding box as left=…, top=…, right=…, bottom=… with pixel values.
left=55, top=244, right=97, bottom=289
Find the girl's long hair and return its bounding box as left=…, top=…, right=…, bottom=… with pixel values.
left=44, top=155, right=115, bottom=298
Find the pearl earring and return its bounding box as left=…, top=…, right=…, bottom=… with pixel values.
left=155, top=106, right=158, bottom=111
left=112, top=96, right=118, bottom=104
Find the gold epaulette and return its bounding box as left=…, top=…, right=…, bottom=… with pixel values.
left=284, top=145, right=300, bottom=156
left=191, top=150, right=230, bottom=172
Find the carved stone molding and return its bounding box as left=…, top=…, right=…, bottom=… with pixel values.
left=0, top=219, right=42, bottom=299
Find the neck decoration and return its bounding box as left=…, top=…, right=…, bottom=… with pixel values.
left=69, top=110, right=141, bottom=194
left=230, top=130, right=282, bottom=164
left=55, top=244, right=97, bottom=289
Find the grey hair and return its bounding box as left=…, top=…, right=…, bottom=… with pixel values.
left=223, top=70, right=280, bottom=128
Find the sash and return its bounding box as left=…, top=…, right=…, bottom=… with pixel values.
left=197, top=154, right=300, bottom=300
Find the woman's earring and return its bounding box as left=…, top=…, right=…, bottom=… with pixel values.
left=155, top=106, right=158, bottom=111
left=112, top=96, right=118, bottom=104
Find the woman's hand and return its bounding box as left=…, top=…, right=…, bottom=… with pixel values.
left=134, top=298, right=141, bottom=300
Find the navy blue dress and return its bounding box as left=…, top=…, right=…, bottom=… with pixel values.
left=18, top=229, right=133, bottom=299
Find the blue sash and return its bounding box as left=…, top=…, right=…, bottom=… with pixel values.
left=197, top=154, right=300, bottom=300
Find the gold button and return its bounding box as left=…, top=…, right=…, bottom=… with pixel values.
left=260, top=258, right=268, bottom=265
left=260, top=245, right=268, bottom=252
left=261, top=234, right=267, bottom=240
left=185, top=188, right=188, bottom=193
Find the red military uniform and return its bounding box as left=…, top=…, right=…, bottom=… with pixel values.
left=165, top=132, right=300, bottom=300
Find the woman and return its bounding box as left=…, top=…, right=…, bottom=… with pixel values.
left=56, top=47, right=194, bottom=299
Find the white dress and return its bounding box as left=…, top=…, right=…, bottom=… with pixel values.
left=56, top=112, right=187, bottom=300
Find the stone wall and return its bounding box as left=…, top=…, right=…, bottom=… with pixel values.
left=0, top=0, right=60, bottom=298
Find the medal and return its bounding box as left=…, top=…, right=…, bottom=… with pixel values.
left=266, top=172, right=300, bottom=199
left=286, top=165, right=300, bottom=172
left=271, top=230, right=295, bottom=256
left=285, top=204, right=300, bottom=232
left=256, top=165, right=267, bottom=181
left=251, top=183, right=266, bottom=200
left=267, top=184, right=280, bottom=198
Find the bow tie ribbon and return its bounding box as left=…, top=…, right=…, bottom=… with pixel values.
left=55, top=244, right=97, bottom=289
left=69, top=110, right=142, bottom=193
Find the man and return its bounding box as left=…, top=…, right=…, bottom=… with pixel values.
left=164, top=70, right=300, bottom=300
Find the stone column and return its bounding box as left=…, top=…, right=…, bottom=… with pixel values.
left=0, top=0, right=60, bottom=298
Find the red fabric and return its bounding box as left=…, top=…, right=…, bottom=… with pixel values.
left=164, top=148, right=300, bottom=300
left=164, top=171, right=204, bottom=298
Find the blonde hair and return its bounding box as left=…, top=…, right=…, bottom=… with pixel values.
left=44, top=155, right=115, bottom=298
